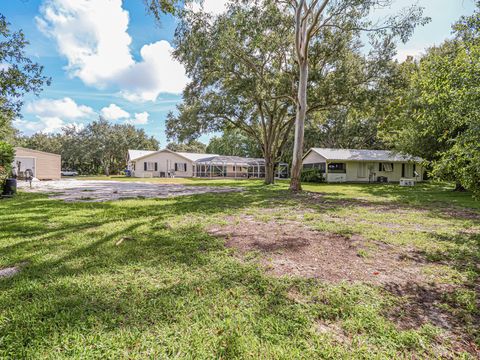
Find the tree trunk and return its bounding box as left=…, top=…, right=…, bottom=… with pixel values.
left=290, top=61, right=308, bottom=192
left=264, top=156, right=275, bottom=185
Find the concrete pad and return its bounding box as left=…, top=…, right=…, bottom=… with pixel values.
left=18, top=179, right=242, bottom=202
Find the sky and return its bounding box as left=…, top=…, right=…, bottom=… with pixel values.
left=1, top=0, right=477, bottom=147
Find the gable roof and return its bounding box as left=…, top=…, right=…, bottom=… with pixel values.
left=307, top=148, right=423, bottom=162
left=15, top=147, right=61, bottom=157
left=128, top=149, right=156, bottom=161
left=130, top=148, right=218, bottom=163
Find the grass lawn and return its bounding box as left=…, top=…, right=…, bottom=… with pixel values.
left=0, top=180, right=478, bottom=358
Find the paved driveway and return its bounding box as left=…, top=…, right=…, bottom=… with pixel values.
left=18, top=179, right=242, bottom=202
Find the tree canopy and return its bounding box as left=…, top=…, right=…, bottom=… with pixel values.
left=164, top=0, right=425, bottom=185
left=17, top=119, right=159, bottom=175
left=166, top=140, right=207, bottom=153
left=382, top=4, right=480, bottom=196
left=0, top=14, right=50, bottom=142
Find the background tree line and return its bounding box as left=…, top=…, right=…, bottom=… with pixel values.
left=16, top=118, right=159, bottom=175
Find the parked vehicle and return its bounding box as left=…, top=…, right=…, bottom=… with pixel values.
left=61, top=170, right=78, bottom=177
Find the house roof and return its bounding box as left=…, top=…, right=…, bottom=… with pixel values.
left=177, top=152, right=219, bottom=162
left=128, top=149, right=156, bottom=161
left=14, top=147, right=61, bottom=157
left=195, top=155, right=265, bottom=166
left=129, top=148, right=218, bottom=163
left=307, top=148, right=423, bottom=162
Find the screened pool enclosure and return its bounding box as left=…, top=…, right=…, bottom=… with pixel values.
left=194, top=156, right=289, bottom=179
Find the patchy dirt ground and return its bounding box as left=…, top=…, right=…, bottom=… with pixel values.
left=209, top=215, right=426, bottom=285
left=208, top=212, right=480, bottom=356
left=17, top=180, right=242, bottom=202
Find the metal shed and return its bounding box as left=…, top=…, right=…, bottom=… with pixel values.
left=13, top=147, right=61, bottom=180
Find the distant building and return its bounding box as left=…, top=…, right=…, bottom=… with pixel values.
left=13, top=147, right=61, bottom=180
left=303, top=148, right=424, bottom=183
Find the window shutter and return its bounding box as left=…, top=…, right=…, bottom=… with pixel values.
left=184, top=163, right=187, bottom=171
left=379, top=163, right=382, bottom=171
left=144, top=162, right=147, bottom=171
left=413, top=164, right=416, bottom=173
left=391, top=163, right=394, bottom=171
left=154, top=162, right=158, bottom=171
left=175, top=163, right=178, bottom=171
left=402, top=164, right=405, bottom=177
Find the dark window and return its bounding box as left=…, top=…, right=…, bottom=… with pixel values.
left=175, top=163, right=187, bottom=172
left=402, top=163, right=405, bottom=177
left=380, top=163, right=394, bottom=172
left=144, top=162, right=147, bottom=171
left=154, top=162, right=158, bottom=171
left=303, top=162, right=326, bottom=173
left=328, top=163, right=346, bottom=173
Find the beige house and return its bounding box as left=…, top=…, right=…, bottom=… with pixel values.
left=14, top=147, right=61, bottom=180
left=303, top=148, right=424, bottom=183
left=127, top=149, right=219, bottom=178
left=127, top=149, right=289, bottom=179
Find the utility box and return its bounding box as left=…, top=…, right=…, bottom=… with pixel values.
left=400, top=178, right=416, bottom=186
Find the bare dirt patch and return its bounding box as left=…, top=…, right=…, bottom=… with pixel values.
left=384, top=282, right=480, bottom=356
left=18, top=180, right=242, bottom=202
left=208, top=215, right=426, bottom=285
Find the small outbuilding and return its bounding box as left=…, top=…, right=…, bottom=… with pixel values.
left=303, top=148, right=424, bottom=183
left=13, top=147, right=61, bottom=180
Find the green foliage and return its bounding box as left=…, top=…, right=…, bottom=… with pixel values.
left=0, top=141, right=14, bottom=190
left=300, top=168, right=325, bottom=183
left=0, top=14, right=50, bottom=141
left=166, top=140, right=207, bottom=153
left=206, top=129, right=262, bottom=158
left=382, top=5, right=480, bottom=197
left=0, top=181, right=478, bottom=357
left=17, top=118, right=159, bottom=175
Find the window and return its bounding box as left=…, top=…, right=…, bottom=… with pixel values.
left=144, top=162, right=155, bottom=171
left=380, top=163, right=394, bottom=172
left=303, top=163, right=326, bottom=173
left=175, top=162, right=187, bottom=172
left=357, top=163, right=367, bottom=178
left=328, top=163, right=346, bottom=173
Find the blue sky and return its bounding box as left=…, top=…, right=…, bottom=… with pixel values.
left=1, top=0, right=476, bottom=147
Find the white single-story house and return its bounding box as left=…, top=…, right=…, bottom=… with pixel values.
left=303, top=148, right=424, bottom=183
left=127, top=149, right=289, bottom=179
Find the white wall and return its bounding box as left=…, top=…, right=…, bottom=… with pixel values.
left=132, top=151, right=194, bottom=178
left=303, top=151, right=327, bottom=164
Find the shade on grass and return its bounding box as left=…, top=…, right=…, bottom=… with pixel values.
left=0, top=181, right=478, bottom=358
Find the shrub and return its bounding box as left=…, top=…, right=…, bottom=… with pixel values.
left=0, top=141, right=14, bottom=192
left=301, top=168, right=325, bottom=183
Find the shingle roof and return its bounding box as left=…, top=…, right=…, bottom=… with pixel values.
left=128, top=149, right=156, bottom=161
left=309, top=148, right=423, bottom=162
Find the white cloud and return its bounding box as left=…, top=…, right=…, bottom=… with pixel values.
left=189, top=0, right=229, bottom=15
left=37, top=0, right=188, bottom=101
left=13, top=117, right=84, bottom=134
left=125, top=112, right=149, bottom=125
left=119, top=41, right=188, bottom=101
left=25, top=97, right=95, bottom=119
left=395, top=47, right=425, bottom=62
left=19, top=97, right=95, bottom=134
left=100, top=103, right=130, bottom=121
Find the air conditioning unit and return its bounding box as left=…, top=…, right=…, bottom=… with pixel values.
left=400, top=178, right=415, bottom=186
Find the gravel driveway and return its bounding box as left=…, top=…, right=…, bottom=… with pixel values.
left=17, top=179, right=242, bottom=202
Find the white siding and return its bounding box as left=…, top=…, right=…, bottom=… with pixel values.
left=132, top=151, right=194, bottom=178
left=303, top=151, right=327, bottom=164
left=344, top=161, right=423, bottom=182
